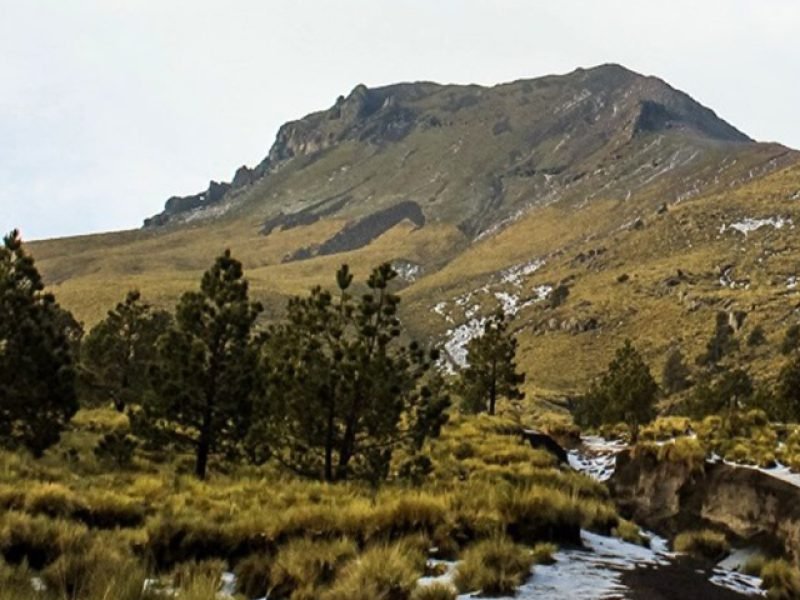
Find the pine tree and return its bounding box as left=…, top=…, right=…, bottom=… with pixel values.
left=458, top=310, right=525, bottom=415
left=697, top=311, right=738, bottom=366
left=662, top=347, right=690, bottom=395
left=773, top=354, right=800, bottom=422
left=0, top=230, right=78, bottom=456
left=136, top=250, right=262, bottom=479
left=688, top=367, right=753, bottom=419
left=81, top=290, right=171, bottom=411
left=574, top=340, right=658, bottom=441
left=781, top=324, right=800, bottom=356
left=250, top=264, right=449, bottom=482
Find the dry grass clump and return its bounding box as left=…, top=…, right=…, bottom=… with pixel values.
left=321, top=542, right=425, bottom=600
left=410, top=581, right=457, bottom=600
left=453, top=536, right=533, bottom=596
left=760, top=559, right=800, bottom=600
left=612, top=519, right=649, bottom=547
left=530, top=542, right=558, bottom=565
left=673, top=529, right=729, bottom=561
left=497, top=486, right=584, bottom=544
left=269, top=537, right=357, bottom=599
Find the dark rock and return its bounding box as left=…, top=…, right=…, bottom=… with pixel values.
left=522, top=430, right=568, bottom=464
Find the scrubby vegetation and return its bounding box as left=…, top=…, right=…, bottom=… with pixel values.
left=760, top=559, right=800, bottom=599
left=673, top=529, right=729, bottom=561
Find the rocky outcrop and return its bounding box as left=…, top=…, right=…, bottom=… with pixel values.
left=611, top=450, right=800, bottom=562
left=283, top=201, right=426, bottom=262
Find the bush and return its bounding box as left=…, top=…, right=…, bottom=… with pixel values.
left=673, top=529, right=729, bottom=561
left=321, top=542, right=424, bottom=600
left=94, top=431, right=138, bottom=468
left=761, top=559, right=800, bottom=600
left=411, top=582, right=457, bottom=600
left=454, top=536, right=533, bottom=596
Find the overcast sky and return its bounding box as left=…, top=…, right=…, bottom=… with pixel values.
left=2, top=1, right=799, bottom=240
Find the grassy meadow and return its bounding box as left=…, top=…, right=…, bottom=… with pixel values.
left=0, top=409, right=618, bottom=600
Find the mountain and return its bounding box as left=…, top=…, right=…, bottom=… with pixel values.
left=29, top=64, right=800, bottom=398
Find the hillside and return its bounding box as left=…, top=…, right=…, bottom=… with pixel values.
left=28, top=63, right=800, bottom=399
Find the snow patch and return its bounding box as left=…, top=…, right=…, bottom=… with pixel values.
left=501, top=258, right=546, bottom=286
left=569, top=436, right=627, bottom=482
left=451, top=530, right=672, bottom=600
left=443, top=318, right=486, bottom=370
left=720, top=217, right=792, bottom=237
left=392, top=261, right=422, bottom=282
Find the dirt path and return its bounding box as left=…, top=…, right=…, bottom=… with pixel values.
left=623, top=558, right=758, bottom=600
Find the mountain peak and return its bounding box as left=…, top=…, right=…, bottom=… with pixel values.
left=144, top=65, right=770, bottom=233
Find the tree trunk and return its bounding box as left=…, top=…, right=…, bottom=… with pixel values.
left=195, top=435, right=209, bottom=480
left=489, top=359, right=497, bottom=415
left=324, top=392, right=335, bottom=483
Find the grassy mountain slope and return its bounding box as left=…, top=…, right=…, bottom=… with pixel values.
left=27, top=64, right=800, bottom=399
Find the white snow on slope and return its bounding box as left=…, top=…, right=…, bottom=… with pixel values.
left=501, top=258, right=546, bottom=286
left=720, top=217, right=792, bottom=236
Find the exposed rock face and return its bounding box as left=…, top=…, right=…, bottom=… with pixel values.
left=283, top=201, right=426, bottom=262
left=611, top=451, right=800, bottom=562
left=143, top=180, right=231, bottom=227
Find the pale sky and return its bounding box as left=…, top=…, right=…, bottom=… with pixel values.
left=2, top=1, right=799, bottom=240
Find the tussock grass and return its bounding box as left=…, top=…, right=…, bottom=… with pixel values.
left=673, top=529, right=729, bottom=561
left=454, top=536, right=534, bottom=596
left=0, top=412, right=622, bottom=599
left=761, top=559, right=800, bottom=600
left=321, top=542, right=425, bottom=600
left=411, top=581, right=458, bottom=600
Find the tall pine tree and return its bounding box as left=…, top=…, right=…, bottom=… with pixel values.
left=81, top=290, right=171, bottom=411
left=574, top=340, right=658, bottom=442
left=137, top=250, right=262, bottom=479
left=458, top=310, right=525, bottom=415
left=0, top=230, right=78, bottom=456
left=250, top=264, right=449, bottom=482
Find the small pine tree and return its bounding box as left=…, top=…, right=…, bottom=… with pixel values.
left=688, top=367, right=753, bottom=419
left=781, top=324, right=800, bottom=356
left=136, top=250, right=262, bottom=479
left=697, top=312, right=738, bottom=366
left=574, top=340, right=658, bottom=442
left=458, top=310, right=525, bottom=415
left=774, top=354, right=800, bottom=422
left=662, top=348, right=691, bottom=395
left=0, top=230, right=78, bottom=456
left=547, top=284, right=570, bottom=309
left=81, top=290, right=172, bottom=412
left=746, top=325, right=767, bottom=347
